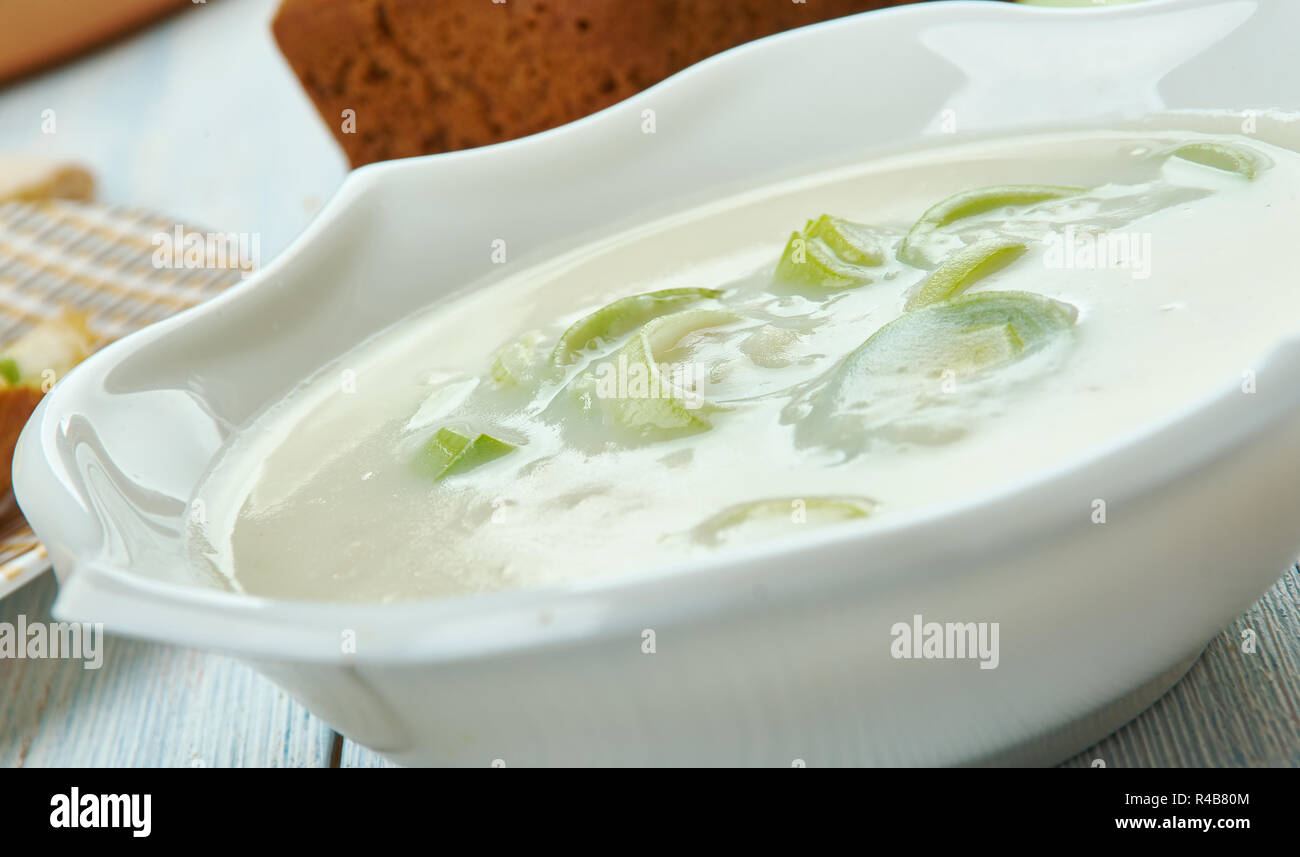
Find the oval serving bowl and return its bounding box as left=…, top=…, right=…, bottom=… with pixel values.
left=14, top=0, right=1300, bottom=766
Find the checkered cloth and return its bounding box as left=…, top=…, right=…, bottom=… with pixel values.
left=0, top=200, right=247, bottom=591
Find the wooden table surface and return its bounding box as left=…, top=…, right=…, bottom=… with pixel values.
left=1, top=0, right=1298, bottom=768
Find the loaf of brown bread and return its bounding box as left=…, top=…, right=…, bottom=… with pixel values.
left=273, top=0, right=932, bottom=167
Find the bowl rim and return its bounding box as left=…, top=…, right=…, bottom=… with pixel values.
left=15, top=0, right=1299, bottom=662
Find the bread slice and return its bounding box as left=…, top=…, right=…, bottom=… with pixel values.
left=0, top=155, right=94, bottom=203
left=0, top=312, right=98, bottom=501
left=273, top=0, right=921, bottom=167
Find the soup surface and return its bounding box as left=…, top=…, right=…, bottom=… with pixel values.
left=190, top=127, right=1300, bottom=602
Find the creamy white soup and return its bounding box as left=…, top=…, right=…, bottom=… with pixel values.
left=190, top=127, right=1300, bottom=602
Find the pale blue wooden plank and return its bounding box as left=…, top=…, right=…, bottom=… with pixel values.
left=340, top=741, right=400, bottom=769
left=0, top=0, right=347, bottom=260
left=1063, top=564, right=1300, bottom=767
left=0, top=573, right=335, bottom=767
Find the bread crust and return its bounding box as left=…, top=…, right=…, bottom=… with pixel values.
left=0, top=312, right=97, bottom=506
left=0, top=384, right=43, bottom=502
left=272, top=0, right=923, bottom=167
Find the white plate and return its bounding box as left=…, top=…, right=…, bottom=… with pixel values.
left=14, top=0, right=1300, bottom=765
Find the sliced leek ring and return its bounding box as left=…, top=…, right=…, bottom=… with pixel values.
left=905, top=239, right=1029, bottom=311
left=1170, top=142, right=1257, bottom=179
left=799, top=290, right=1079, bottom=451
left=550, top=287, right=722, bottom=368
left=898, top=185, right=1086, bottom=267
left=578, top=308, right=738, bottom=435
left=838, top=290, right=1077, bottom=380
left=775, top=214, right=885, bottom=289
left=691, top=496, right=877, bottom=545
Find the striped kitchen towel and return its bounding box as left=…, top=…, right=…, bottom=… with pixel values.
left=0, top=199, right=249, bottom=597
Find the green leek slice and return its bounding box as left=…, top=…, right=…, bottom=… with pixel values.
left=490, top=330, right=547, bottom=388
left=417, top=427, right=516, bottom=481
left=775, top=214, right=885, bottom=289
left=691, top=496, right=877, bottom=545
left=550, top=287, right=722, bottom=368
left=801, top=291, right=1078, bottom=450
left=898, top=185, right=1086, bottom=267
left=905, top=239, right=1029, bottom=310
left=839, top=290, right=1076, bottom=379
left=1170, top=143, right=1256, bottom=179
left=577, top=308, right=738, bottom=435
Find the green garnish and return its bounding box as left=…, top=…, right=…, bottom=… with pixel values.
left=801, top=291, right=1078, bottom=450
left=692, top=496, right=877, bottom=545
left=418, top=427, right=516, bottom=481
left=0, top=357, right=20, bottom=385
left=905, top=239, right=1029, bottom=310
left=840, top=290, right=1077, bottom=379
left=1170, top=143, right=1257, bottom=179
left=576, top=308, right=738, bottom=435
left=775, top=214, right=885, bottom=289
left=550, top=287, right=722, bottom=368
left=898, top=185, right=1086, bottom=267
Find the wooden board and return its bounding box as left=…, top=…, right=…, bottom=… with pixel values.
left=0, top=0, right=190, bottom=85
left=0, top=571, right=336, bottom=767
left=1061, top=565, right=1300, bottom=768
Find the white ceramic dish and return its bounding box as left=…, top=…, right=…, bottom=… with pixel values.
left=14, top=0, right=1300, bottom=766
